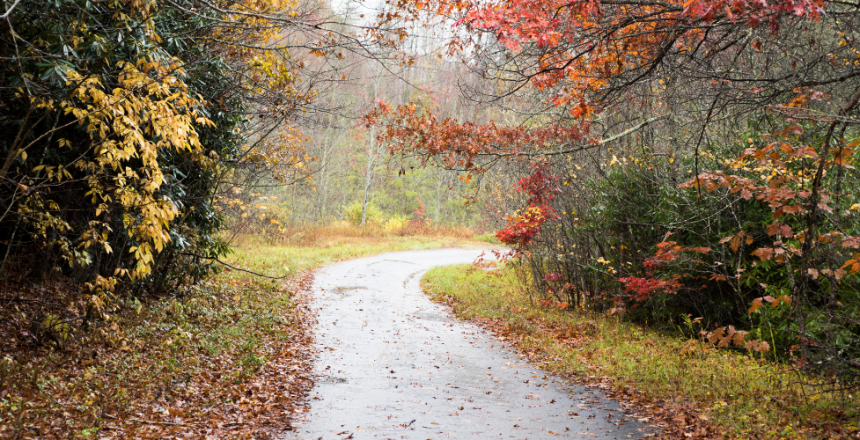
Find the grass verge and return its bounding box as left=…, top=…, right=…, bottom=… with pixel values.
left=225, top=233, right=486, bottom=281
left=0, top=233, right=484, bottom=439
left=421, top=263, right=859, bottom=440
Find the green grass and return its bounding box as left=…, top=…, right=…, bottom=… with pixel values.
left=474, top=233, right=502, bottom=245
left=225, top=234, right=486, bottom=280
left=421, top=263, right=858, bottom=440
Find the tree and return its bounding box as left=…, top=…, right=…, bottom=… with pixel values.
left=0, top=0, right=396, bottom=313
left=372, top=0, right=860, bottom=380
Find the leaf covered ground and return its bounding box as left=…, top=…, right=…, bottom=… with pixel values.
left=420, top=262, right=860, bottom=440
left=1, top=270, right=316, bottom=439
left=0, top=233, right=484, bottom=439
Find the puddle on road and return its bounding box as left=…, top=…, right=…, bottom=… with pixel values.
left=412, top=311, right=449, bottom=322
left=329, top=285, right=369, bottom=295
left=318, top=376, right=348, bottom=384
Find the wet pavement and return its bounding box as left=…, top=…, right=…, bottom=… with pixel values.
left=286, top=249, right=652, bottom=439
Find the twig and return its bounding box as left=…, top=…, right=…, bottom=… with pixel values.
left=0, top=297, right=41, bottom=303
left=180, top=252, right=290, bottom=279
left=0, top=0, right=22, bottom=20
left=128, top=418, right=190, bottom=427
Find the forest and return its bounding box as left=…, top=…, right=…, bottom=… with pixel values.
left=1, top=0, right=859, bottom=438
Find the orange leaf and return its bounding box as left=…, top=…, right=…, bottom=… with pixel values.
left=841, top=258, right=860, bottom=274
left=748, top=298, right=763, bottom=314
left=730, top=236, right=741, bottom=253
left=751, top=247, right=773, bottom=261
left=708, top=326, right=725, bottom=344
left=772, top=295, right=791, bottom=307
left=732, top=330, right=748, bottom=346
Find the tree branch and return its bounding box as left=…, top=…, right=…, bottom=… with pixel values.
left=0, top=0, right=22, bottom=20
left=477, top=115, right=667, bottom=158
left=180, top=253, right=291, bottom=280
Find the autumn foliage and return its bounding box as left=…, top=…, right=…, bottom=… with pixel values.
left=0, top=0, right=332, bottom=311
left=495, top=165, right=561, bottom=247
left=371, top=0, right=860, bottom=388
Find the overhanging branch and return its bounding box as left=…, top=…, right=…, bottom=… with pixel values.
left=477, top=115, right=667, bottom=158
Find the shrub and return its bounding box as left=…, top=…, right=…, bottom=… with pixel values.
left=383, top=214, right=411, bottom=234
left=500, top=128, right=860, bottom=384
left=342, top=201, right=385, bottom=226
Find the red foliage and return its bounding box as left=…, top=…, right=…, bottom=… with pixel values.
left=516, top=164, right=562, bottom=205
left=543, top=272, right=563, bottom=283
left=371, top=0, right=830, bottom=170
left=618, top=275, right=683, bottom=302
left=414, top=198, right=427, bottom=222
left=642, top=234, right=711, bottom=274
left=495, top=164, right=561, bottom=247
left=619, top=233, right=711, bottom=302
left=369, top=101, right=589, bottom=173
left=495, top=204, right=554, bottom=247
left=408, top=198, right=429, bottom=231
left=415, top=0, right=826, bottom=119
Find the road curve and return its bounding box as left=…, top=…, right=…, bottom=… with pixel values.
left=286, top=249, right=651, bottom=440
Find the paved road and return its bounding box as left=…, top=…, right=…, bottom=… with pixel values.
left=287, top=249, right=651, bottom=440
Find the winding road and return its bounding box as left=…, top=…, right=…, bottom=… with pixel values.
left=287, top=249, right=652, bottom=439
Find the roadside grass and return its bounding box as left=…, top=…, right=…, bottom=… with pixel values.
left=0, top=232, right=484, bottom=439
left=474, top=232, right=502, bottom=245
left=421, top=263, right=859, bottom=440
left=226, top=232, right=486, bottom=280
